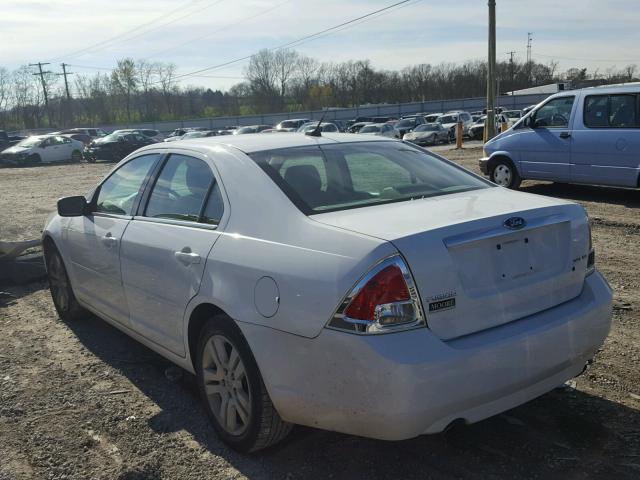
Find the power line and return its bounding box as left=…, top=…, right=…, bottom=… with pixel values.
left=146, top=0, right=293, bottom=59
left=47, top=0, right=219, bottom=62
left=168, top=0, right=417, bottom=83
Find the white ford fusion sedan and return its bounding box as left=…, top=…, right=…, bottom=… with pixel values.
left=43, top=132, right=612, bottom=452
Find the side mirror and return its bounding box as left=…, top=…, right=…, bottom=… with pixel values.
left=57, top=196, right=88, bottom=217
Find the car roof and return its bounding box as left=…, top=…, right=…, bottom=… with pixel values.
left=142, top=132, right=394, bottom=154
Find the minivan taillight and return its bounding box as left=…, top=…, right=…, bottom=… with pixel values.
left=328, top=255, right=425, bottom=334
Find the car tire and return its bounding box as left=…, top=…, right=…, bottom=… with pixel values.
left=71, top=150, right=83, bottom=163
left=28, top=154, right=41, bottom=165
left=45, top=245, right=86, bottom=322
left=490, top=158, right=522, bottom=189
left=86, top=156, right=96, bottom=163
left=196, top=316, right=293, bottom=452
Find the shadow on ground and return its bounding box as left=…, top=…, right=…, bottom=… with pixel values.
left=61, top=311, right=640, bottom=480
left=521, top=182, right=640, bottom=209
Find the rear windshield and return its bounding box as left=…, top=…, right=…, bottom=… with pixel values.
left=250, top=142, right=490, bottom=214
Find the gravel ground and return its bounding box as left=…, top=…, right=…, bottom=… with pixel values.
left=1, top=149, right=639, bottom=479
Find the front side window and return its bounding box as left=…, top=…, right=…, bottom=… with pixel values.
left=533, top=96, right=575, bottom=128
left=95, top=154, right=159, bottom=215
left=145, top=154, right=214, bottom=222
left=251, top=142, right=489, bottom=214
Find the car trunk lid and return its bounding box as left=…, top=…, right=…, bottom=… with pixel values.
left=313, top=187, right=590, bottom=340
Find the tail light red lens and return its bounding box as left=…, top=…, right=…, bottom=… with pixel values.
left=344, top=265, right=410, bottom=320
left=328, top=255, right=425, bottom=334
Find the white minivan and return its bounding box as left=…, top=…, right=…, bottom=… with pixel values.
left=480, top=83, right=639, bottom=189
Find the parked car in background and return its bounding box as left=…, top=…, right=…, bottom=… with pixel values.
left=167, top=128, right=190, bottom=139
left=180, top=131, right=217, bottom=140
left=424, top=113, right=443, bottom=123
left=46, top=133, right=611, bottom=453
left=0, top=135, right=83, bottom=165
left=275, top=119, right=311, bottom=132
left=393, top=116, right=426, bottom=138
left=372, top=116, right=396, bottom=123
left=357, top=123, right=396, bottom=138
left=0, top=130, right=11, bottom=151
left=113, top=129, right=164, bottom=143
left=480, top=84, right=640, bottom=189
left=403, top=123, right=450, bottom=146
left=57, top=127, right=108, bottom=138
left=84, top=132, right=154, bottom=163
left=62, top=133, right=93, bottom=146
left=297, top=122, right=339, bottom=133
left=217, top=128, right=237, bottom=136
left=503, top=110, right=523, bottom=126
left=347, top=122, right=371, bottom=133
left=234, top=125, right=273, bottom=135
left=437, top=111, right=474, bottom=141
left=469, top=113, right=509, bottom=140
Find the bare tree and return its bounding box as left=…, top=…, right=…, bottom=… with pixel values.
left=111, top=58, right=138, bottom=123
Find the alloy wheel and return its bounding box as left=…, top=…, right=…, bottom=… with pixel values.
left=48, top=253, right=70, bottom=312
left=201, top=335, right=252, bottom=436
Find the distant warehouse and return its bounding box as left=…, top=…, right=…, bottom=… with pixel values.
left=507, top=80, right=608, bottom=96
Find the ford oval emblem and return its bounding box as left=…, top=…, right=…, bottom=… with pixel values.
left=504, top=217, right=527, bottom=230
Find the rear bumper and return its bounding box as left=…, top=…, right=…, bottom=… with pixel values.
left=479, top=157, right=489, bottom=175
left=240, top=272, right=612, bottom=440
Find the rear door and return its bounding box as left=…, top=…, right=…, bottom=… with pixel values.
left=519, top=95, right=576, bottom=182
left=56, top=136, right=74, bottom=161
left=572, top=92, right=639, bottom=187
left=120, top=152, right=226, bottom=356
left=65, top=153, right=161, bottom=325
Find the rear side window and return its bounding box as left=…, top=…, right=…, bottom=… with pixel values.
left=145, top=154, right=217, bottom=223
left=584, top=94, right=638, bottom=128
left=250, top=142, right=489, bottom=214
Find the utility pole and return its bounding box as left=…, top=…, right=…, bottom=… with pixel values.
left=485, top=0, right=496, bottom=141
left=526, top=32, right=533, bottom=84
left=57, top=63, right=74, bottom=127
left=507, top=51, right=516, bottom=94
left=30, top=62, right=53, bottom=127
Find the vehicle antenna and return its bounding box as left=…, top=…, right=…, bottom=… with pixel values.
left=306, top=109, right=328, bottom=137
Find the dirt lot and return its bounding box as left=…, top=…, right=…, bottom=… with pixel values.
left=1, top=149, right=639, bottom=479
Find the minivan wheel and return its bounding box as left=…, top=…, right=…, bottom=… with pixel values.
left=71, top=150, right=82, bottom=163
left=490, top=159, right=521, bottom=189
left=196, top=316, right=292, bottom=452
left=46, top=246, right=86, bottom=321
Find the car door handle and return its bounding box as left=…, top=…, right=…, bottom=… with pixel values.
left=559, top=132, right=571, bottom=139
left=101, top=233, right=118, bottom=247
left=174, top=248, right=201, bottom=266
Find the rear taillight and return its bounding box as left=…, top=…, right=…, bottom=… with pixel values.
left=328, top=255, right=425, bottom=334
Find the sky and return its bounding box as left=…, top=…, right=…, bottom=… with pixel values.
left=2, top=0, right=639, bottom=92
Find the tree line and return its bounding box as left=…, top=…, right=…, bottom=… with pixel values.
left=0, top=49, right=637, bottom=131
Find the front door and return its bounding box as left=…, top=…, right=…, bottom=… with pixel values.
left=572, top=92, right=639, bottom=187
left=519, top=96, right=576, bottom=182
left=120, top=153, right=226, bottom=356
left=65, top=153, right=161, bottom=324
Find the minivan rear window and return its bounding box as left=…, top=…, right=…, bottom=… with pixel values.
left=584, top=94, right=638, bottom=128
left=250, top=142, right=490, bottom=215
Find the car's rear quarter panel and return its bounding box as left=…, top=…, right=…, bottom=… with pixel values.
left=186, top=143, right=396, bottom=339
